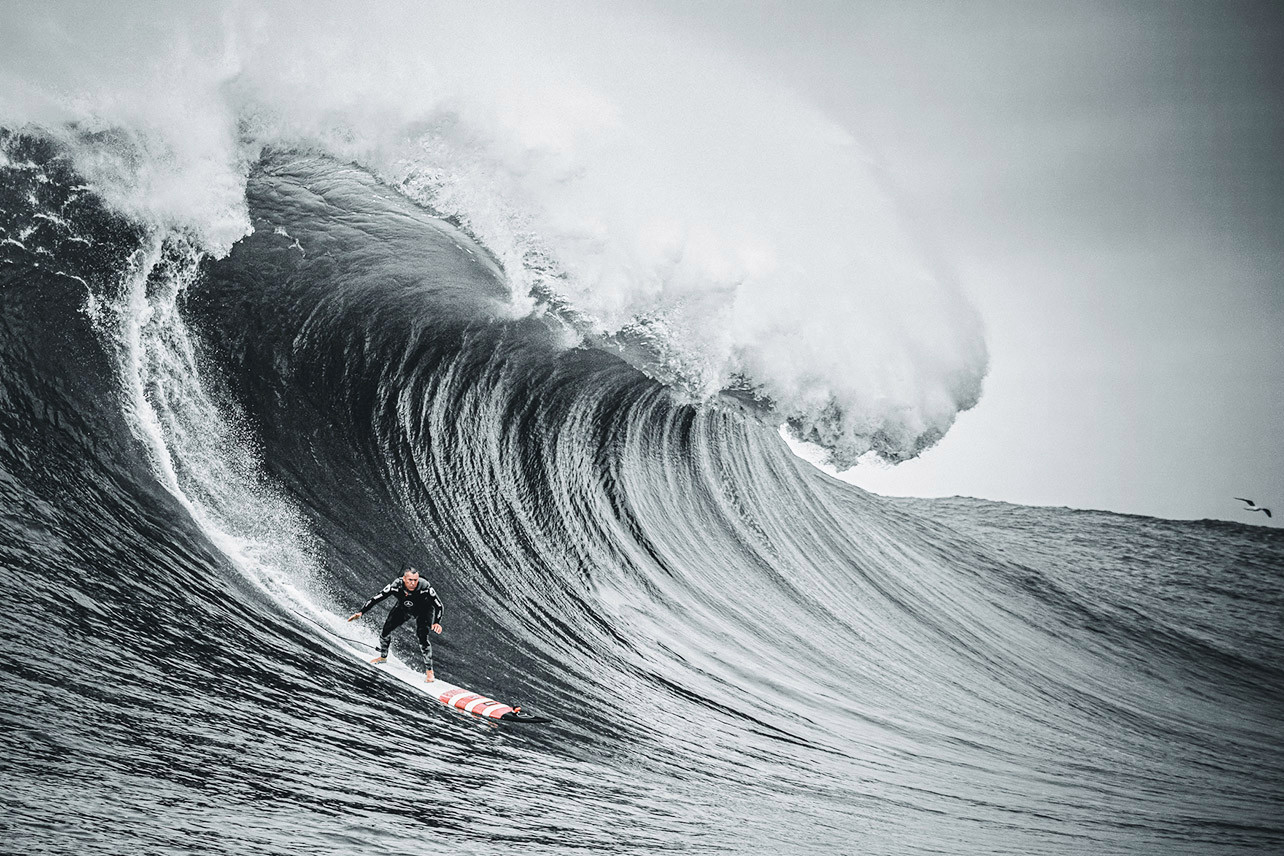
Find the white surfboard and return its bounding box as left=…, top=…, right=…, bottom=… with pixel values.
left=366, top=658, right=547, bottom=722
left=294, top=608, right=546, bottom=722
left=317, top=616, right=543, bottom=721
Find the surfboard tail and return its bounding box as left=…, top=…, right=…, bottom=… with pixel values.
left=500, top=710, right=550, bottom=723
left=436, top=686, right=515, bottom=719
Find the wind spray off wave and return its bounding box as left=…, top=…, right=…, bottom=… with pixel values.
left=0, top=0, right=987, bottom=466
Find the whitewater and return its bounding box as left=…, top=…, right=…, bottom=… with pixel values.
left=2, top=4, right=1282, bottom=854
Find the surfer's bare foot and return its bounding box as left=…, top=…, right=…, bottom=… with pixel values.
left=425, top=669, right=435, bottom=682
left=370, top=655, right=387, bottom=664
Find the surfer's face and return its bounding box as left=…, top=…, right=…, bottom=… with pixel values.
left=403, top=571, right=419, bottom=590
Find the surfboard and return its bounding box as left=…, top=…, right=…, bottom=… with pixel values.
left=297, top=609, right=548, bottom=722
left=427, top=679, right=543, bottom=722
left=360, top=654, right=547, bottom=721
left=363, top=658, right=546, bottom=721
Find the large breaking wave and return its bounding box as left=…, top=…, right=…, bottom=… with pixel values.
left=1, top=0, right=986, bottom=466
left=2, top=6, right=1282, bottom=854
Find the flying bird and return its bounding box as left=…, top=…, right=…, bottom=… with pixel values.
left=1234, top=498, right=1272, bottom=518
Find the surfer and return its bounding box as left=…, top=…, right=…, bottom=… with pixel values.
left=348, top=565, right=444, bottom=681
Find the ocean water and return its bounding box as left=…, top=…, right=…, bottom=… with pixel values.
left=1, top=132, right=1280, bottom=855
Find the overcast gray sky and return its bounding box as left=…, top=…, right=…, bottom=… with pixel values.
left=656, top=0, right=1283, bottom=524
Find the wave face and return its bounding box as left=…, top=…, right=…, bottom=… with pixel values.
left=0, top=1, right=988, bottom=467
left=2, top=133, right=1283, bottom=855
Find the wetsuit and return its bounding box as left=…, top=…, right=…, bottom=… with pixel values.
left=358, top=578, right=444, bottom=668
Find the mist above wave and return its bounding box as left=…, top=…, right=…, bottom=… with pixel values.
left=0, top=0, right=986, bottom=466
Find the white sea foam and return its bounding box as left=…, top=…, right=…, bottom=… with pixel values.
left=0, top=0, right=987, bottom=465
left=85, top=232, right=385, bottom=659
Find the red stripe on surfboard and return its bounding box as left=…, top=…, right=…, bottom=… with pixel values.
left=451, top=693, right=483, bottom=710
left=464, top=697, right=491, bottom=713
left=435, top=688, right=515, bottom=719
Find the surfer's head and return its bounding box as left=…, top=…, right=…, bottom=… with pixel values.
left=402, top=565, right=419, bottom=590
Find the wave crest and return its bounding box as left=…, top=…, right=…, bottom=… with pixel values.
left=1, top=0, right=987, bottom=463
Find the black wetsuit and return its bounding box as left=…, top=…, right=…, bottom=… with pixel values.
left=358, top=578, right=444, bottom=668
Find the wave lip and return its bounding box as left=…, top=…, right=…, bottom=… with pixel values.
left=2, top=1, right=987, bottom=466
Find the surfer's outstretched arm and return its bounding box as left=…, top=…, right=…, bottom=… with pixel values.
left=347, top=579, right=400, bottom=621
